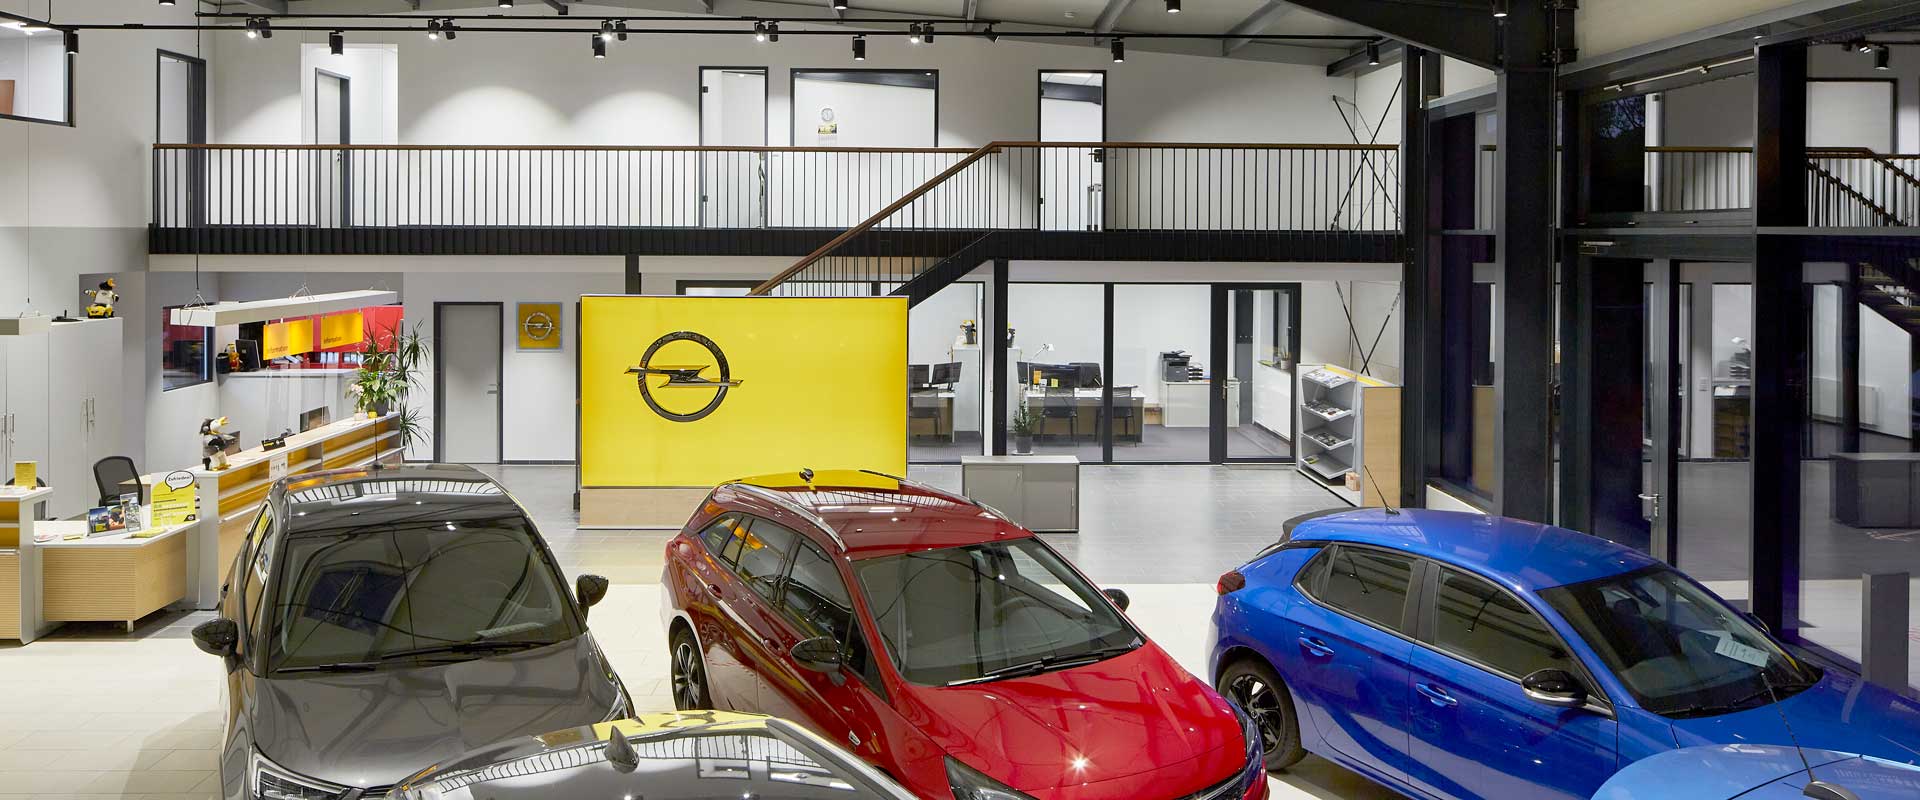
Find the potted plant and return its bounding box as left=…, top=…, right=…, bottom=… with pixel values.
left=1011, top=400, right=1036, bottom=454
left=349, top=323, right=430, bottom=453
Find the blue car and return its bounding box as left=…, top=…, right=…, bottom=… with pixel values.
left=1593, top=745, right=1920, bottom=799
left=1206, top=508, right=1920, bottom=800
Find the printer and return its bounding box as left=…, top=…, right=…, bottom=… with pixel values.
left=1160, top=351, right=1193, bottom=382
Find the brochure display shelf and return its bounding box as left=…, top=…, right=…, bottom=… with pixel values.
left=1295, top=365, right=1402, bottom=508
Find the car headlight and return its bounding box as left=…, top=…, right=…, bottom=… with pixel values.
left=946, top=756, right=1037, bottom=800
left=251, top=749, right=350, bottom=800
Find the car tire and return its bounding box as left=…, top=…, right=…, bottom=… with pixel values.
left=669, top=625, right=711, bottom=711
left=1218, top=656, right=1306, bottom=771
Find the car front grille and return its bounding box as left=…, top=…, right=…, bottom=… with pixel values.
left=1181, top=772, right=1244, bottom=800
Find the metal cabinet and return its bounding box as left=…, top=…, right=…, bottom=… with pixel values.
left=960, top=455, right=1079, bottom=532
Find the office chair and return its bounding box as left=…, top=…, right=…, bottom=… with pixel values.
left=1109, top=390, right=1141, bottom=443
left=93, top=456, right=143, bottom=507
left=1042, top=388, right=1077, bottom=440
left=4, top=476, right=50, bottom=520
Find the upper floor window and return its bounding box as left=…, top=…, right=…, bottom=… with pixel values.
left=0, top=13, right=72, bottom=126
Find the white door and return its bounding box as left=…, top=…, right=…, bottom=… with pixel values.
left=314, top=70, right=349, bottom=227
left=701, top=68, right=768, bottom=229
left=437, top=304, right=502, bottom=464
left=1040, top=72, right=1105, bottom=232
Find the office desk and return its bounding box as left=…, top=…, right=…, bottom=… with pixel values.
left=36, top=520, right=193, bottom=631
left=1020, top=389, right=1144, bottom=441
left=909, top=391, right=955, bottom=441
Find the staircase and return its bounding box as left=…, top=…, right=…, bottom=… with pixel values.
left=1808, top=148, right=1920, bottom=227
left=750, top=141, right=1403, bottom=304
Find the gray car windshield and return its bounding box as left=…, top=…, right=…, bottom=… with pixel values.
left=1540, top=566, right=1819, bottom=717
left=265, top=512, right=579, bottom=673
left=854, top=539, right=1139, bottom=686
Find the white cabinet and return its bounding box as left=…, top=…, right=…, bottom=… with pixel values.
left=4, top=335, right=51, bottom=493
left=960, top=455, right=1079, bottom=532
left=12, top=320, right=124, bottom=520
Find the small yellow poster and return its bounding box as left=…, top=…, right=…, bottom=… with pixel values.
left=517, top=302, right=562, bottom=351
left=320, top=311, right=365, bottom=350
left=150, top=472, right=199, bottom=527
left=11, top=460, right=34, bottom=489
left=263, top=319, right=315, bottom=360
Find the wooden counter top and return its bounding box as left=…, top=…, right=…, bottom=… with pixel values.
left=35, top=520, right=196, bottom=548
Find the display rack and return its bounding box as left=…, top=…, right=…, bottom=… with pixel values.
left=1295, top=365, right=1401, bottom=507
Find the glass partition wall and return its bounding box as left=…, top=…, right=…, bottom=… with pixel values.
left=907, top=282, right=985, bottom=463
left=1008, top=283, right=1104, bottom=461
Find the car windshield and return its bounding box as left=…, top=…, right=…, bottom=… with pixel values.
left=1540, top=566, right=1819, bottom=717
left=264, top=510, right=579, bottom=673
left=853, top=538, right=1140, bottom=686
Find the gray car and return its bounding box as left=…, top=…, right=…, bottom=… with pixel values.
left=191, top=464, right=628, bottom=800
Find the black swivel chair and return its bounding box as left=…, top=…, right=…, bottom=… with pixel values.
left=93, top=456, right=144, bottom=507
left=1041, top=387, right=1078, bottom=440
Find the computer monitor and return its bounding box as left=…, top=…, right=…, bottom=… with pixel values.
left=907, top=364, right=930, bottom=388
left=1017, top=361, right=1033, bottom=385
left=235, top=339, right=263, bottom=372
left=1037, top=363, right=1079, bottom=389
left=1073, top=362, right=1102, bottom=388
left=930, top=361, right=960, bottom=386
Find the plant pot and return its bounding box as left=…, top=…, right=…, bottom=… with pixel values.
left=1013, top=434, right=1034, bottom=454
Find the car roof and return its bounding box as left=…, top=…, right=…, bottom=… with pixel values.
left=722, top=470, right=1030, bottom=559
left=1288, top=508, right=1661, bottom=591
left=270, top=463, right=523, bottom=535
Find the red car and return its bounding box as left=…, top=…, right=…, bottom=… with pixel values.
left=659, top=469, right=1267, bottom=800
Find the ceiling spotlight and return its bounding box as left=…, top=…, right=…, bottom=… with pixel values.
left=1875, top=45, right=1891, bottom=70
left=923, top=24, right=934, bottom=43
left=909, top=24, right=922, bottom=45
left=426, top=19, right=440, bottom=40
left=1111, top=38, right=1125, bottom=63
left=852, top=35, right=867, bottom=61
left=1367, top=42, right=1380, bottom=65
left=329, top=30, right=343, bottom=55
left=592, top=34, right=605, bottom=58
left=1492, top=0, right=1509, bottom=19
left=244, top=18, right=257, bottom=39
left=158, top=0, right=175, bottom=5
left=767, top=22, right=779, bottom=42
left=754, top=22, right=767, bottom=42
left=498, top=0, right=512, bottom=6
left=442, top=20, right=457, bottom=41
left=833, top=0, right=849, bottom=9
left=1857, top=40, right=1874, bottom=53
left=600, top=20, right=614, bottom=42
left=615, top=20, right=628, bottom=41
left=1166, top=0, right=1181, bottom=12
left=63, top=30, right=76, bottom=55
left=1751, top=25, right=1768, bottom=40
left=984, top=24, right=997, bottom=42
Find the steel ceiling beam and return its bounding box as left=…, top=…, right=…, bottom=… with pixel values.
left=542, top=0, right=569, bottom=14
left=1273, top=0, right=1495, bottom=68
left=1223, top=1, right=1296, bottom=55
left=1092, top=0, right=1136, bottom=35
left=1326, top=38, right=1400, bottom=75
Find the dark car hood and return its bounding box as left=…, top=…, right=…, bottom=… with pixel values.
left=1667, top=671, right=1920, bottom=767
left=898, top=643, right=1244, bottom=795
left=252, top=635, right=621, bottom=788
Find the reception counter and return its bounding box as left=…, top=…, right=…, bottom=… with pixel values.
left=0, top=487, right=53, bottom=643
left=37, top=520, right=193, bottom=631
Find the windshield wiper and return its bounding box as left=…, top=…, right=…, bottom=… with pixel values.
left=1657, top=676, right=1819, bottom=718
left=947, top=641, right=1141, bottom=686
left=273, top=662, right=381, bottom=674
left=378, top=640, right=551, bottom=661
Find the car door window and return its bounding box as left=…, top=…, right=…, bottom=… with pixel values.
left=239, top=507, right=277, bottom=651
left=1314, top=546, right=1416, bottom=631
left=731, top=517, right=798, bottom=602
left=1432, top=568, right=1573, bottom=681
left=781, top=539, right=855, bottom=643
left=697, top=514, right=742, bottom=559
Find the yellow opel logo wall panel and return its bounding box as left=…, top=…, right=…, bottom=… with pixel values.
left=579, top=295, right=907, bottom=488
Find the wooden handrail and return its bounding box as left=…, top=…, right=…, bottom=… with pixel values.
left=153, top=141, right=1399, bottom=153
left=1809, top=146, right=1920, bottom=192
left=1807, top=162, right=1904, bottom=226
left=749, top=142, right=1005, bottom=295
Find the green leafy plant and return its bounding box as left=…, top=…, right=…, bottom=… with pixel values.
left=351, top=322, right=430, bottom=451
left=1011, top=400, right=1036, bottom=438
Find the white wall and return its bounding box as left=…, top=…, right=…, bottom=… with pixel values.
left=1812, top=44, right=1918, bottom=154
left=403, top=271, right=623, bottom=462
left=908, top=282, right=980, bottom=365
left=300, top=44, right=399, bottom=145
left=1575, top=0, right=1808, bottom=58
left=792, top=76, right=935, bottom=147
left=1662, top=77, right=1754, bottom=148
left=1112, top=284, right=1209, bottom=404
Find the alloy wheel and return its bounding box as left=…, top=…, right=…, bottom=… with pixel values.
left=672, top=641, right=703, bottom=709
left=1228, top=673, right=1284, bottom=753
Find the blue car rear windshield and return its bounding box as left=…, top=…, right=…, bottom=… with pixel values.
left=1540, top=567, right=1818, bottom=717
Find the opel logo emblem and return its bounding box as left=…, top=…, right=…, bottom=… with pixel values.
left=625, top=331, right=743, bottom=423
left=521, top=311, right=556, bottom=342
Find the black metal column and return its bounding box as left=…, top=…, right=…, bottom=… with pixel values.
left=1647, top=258, right=1681, bottom=564
left=991, top=257, right=1010, bottom=456
left=624, top=254, right=642, bottom=294
left=1400, top=46, right=1436, bottom=508
left=1750, top=42, right=1808, bottom=633
left=1491, top=5, right=1558, bottom=523
left=1840, top=264, right=1861, bottom=453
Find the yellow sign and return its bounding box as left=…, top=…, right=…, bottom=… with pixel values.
left=11, top=460, right=34, bottom=489
left=517, top=302, right=562, bottom=351
left=320, top=311, right=365, bottom=350
left=263, top=319, right=314, bottom=360
left=579, top=296, right=906, bottom=487
left=150, top=471, right=198, bottom=527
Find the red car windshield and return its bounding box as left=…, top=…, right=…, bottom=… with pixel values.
left=853, top=539, right=1139, bottom=686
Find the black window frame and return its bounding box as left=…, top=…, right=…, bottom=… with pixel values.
left=1415, top=561, right=1616, bottom=712
left=1294, top=543, right=1424, bottom=638
left=0, top=10, right=76, bottom=128
left=728, top=516, right=801, bottom=603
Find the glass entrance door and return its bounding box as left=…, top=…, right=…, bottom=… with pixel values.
left=1212, top=285, right=1302, bottom=462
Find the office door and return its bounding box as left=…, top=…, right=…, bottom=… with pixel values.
left=1039, top=71, right=1104, bottom=231
left=1211, top=284, right=1302, bottom=462
left=313, top=69, right=350, bottom=227
left=435, top=303, right=502, bottom=464
left=700, top=68, right=768, bottom=228
left=158, top=51, right=206, bottom=227
left=1575, top=258, right=1680, bottom=561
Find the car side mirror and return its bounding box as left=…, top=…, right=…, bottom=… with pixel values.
left=1102, top=588, right=1131, bottom=612
left=1521, top=668, right=1588, bottom=709
left=790, top=636, right=844, bottom=673
left=576, top=574, right=610, bottom=615
left=192, top=617, right=240, bottom=659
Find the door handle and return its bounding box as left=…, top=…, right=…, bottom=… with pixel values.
left=1297, top=636, right=1334, bottom=658
left=705, top=583, right=723, bottom=597
left=1415, top=683, right=1458, bottom=708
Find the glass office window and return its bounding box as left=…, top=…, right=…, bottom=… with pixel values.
left=1008, top=283, right=1102, bottom=461
left=1224, top=287, right=1299, bottom=461
left=0, top=16, right=71, bottom=125
left=162, top=306, right=211, bottom=391
left=1113, top=284, right=1209, bottom=462
left=908, top=281, right=984, bottom=463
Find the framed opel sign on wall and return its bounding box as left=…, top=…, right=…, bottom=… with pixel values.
left=516, top=302, right=562, bottom=351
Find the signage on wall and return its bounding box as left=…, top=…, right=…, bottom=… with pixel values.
left=517, top=302, right=562, bottom=351
left=320, top=311, right=366, bottom=350
left=624, top=331, right=745, bottom=423
left=263, top=319, right=315, bottom=360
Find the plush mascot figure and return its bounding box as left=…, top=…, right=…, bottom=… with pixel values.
left=84, top=279, right=119, bottom=319
left=201, top=417, right=235, bottom=470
